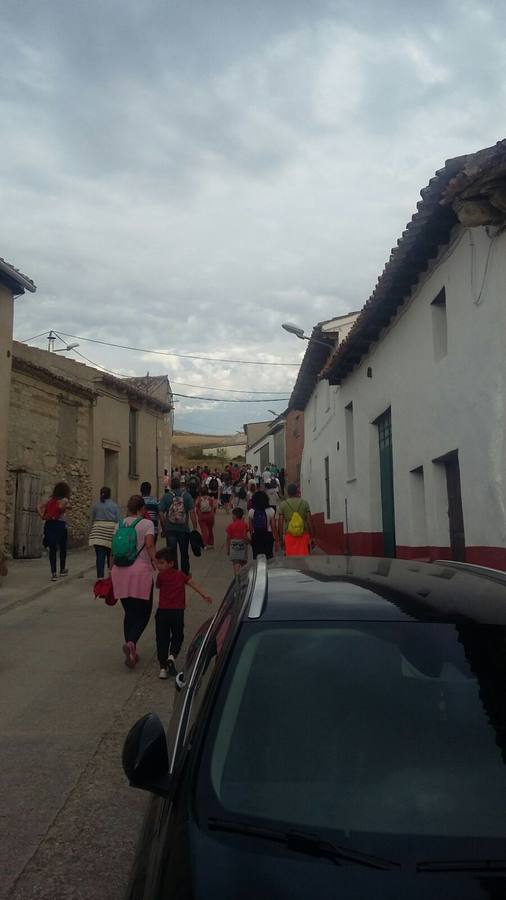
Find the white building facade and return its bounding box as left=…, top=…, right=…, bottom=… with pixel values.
left=245, top=414, right=286, bottom=471
left=297, top=140, right=506, bottom=570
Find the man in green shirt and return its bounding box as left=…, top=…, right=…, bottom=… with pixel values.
left=278, top=483, right=314, bottom=557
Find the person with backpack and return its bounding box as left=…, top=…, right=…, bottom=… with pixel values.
left=195, top=486, right=217, bottom=549
left=159, top=476, right=198, bottom=574
left=111, top=494, right=156, bottom=669
left=206, top=472, right=221, bottom=503
left=278, top=482, right=314, bottom=557
left=187, top=471, right=201, bottom=501
left=140, top=481, right=160, bottom=541
left=89, top=486, right=120, bottom=578
left=37, top=482, right=72, bottom=581
left=248, top=489, right=279, bottom=560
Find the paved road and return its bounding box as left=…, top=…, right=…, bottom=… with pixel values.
left=1, top=516, right=232, bottom=899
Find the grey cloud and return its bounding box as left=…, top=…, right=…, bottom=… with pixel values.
left=4, top=0, right=505, bottom=431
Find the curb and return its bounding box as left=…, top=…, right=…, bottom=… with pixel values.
left=0, top=557, right=96, bottom=618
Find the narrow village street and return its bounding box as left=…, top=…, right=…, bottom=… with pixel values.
left=1, top=514, right=232, bottom=900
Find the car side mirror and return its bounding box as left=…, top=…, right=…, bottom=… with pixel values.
left=122, top=713, right=172, bottom=797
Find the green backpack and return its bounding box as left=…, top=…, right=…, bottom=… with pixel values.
left=286, top=501, right=305, bottom=537
left=111, top=517, right=143, bottom=567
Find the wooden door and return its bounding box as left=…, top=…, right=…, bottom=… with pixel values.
left=377, top=410, right=396, bottom=558
left=104, top=449, right=119, bottom=502
left=444, top=452, right=466, bottom=561
left=13, top=473, right=44, bottom=558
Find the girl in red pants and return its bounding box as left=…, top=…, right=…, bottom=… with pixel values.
left=195, top=487, right=217, bottom=549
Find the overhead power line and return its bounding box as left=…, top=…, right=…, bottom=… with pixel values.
left=172, top=393, right=289, bottom=404
left=56, top=330, right=300, bottom=367
left=58, top=341, right=289, bottom=405
left=60, top=341, right=292, bottom=398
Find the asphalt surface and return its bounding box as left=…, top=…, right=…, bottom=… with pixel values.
left=1, top=516, right=233, bottom=899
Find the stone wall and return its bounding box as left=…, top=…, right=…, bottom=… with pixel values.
left=5, top=368, right=93, bottom=555
left=0, top=284, right=14, bottom=551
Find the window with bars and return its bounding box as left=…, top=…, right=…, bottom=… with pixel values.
left=345, top=402, right=356, bottom=480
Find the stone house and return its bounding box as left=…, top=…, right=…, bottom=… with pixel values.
left=0, top=257, right=36, bottom=551
left=6, top=343, right=173, bottom=557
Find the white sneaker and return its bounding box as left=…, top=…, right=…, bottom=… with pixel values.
left=159, top=668, right=168, bottom=680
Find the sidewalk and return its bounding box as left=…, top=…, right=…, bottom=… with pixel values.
left=0, top=547, right=96, bottom=617
left=0, top=509, right=236, bottom=619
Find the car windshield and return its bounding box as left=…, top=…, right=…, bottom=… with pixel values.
left=199, top=622, right=506, bottom=844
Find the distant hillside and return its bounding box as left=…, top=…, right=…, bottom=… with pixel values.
left=172, top=430, right=246, bottom=468
left=173, top=431, right=244, bottom=448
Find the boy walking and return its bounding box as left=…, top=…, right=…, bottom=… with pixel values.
left=155, top=547, right=212, bottom=679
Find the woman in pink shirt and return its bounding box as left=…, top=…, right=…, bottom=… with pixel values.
left=111, top=495, right=156, bottom=669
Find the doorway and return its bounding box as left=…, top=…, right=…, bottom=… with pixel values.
left=13, top=472, right=44, bottom=558
left=444, top=451, right=466, bottom=561
left=104, top=448, right=119, bottom=502
left=376, top=409, right=396, bottom=558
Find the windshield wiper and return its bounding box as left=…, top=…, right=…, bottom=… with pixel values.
left=208, top=817, right=400, bottom=870
left=417, top=858, right=506, bottom=873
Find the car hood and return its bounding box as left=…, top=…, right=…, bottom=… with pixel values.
left=188, top=826, right=504, bottom=900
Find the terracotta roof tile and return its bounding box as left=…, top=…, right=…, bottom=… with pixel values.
left=322, top=139, right=506, bottom=385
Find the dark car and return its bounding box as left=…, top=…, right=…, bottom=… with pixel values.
left=122, top=555, right=506, bottom=899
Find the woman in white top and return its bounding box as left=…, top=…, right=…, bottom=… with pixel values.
left=265, top=478, right=280, bottom=511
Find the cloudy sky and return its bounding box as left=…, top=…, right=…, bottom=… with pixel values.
left=3, top=0, right=504, bottom=432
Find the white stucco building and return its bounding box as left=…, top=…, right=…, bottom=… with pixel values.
left=245, top=412, right=287, bottom=471
left=293, top=140, right=506, bottom=570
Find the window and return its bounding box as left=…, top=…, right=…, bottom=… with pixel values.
left=57, top=400, right=78, bottom=463
left=128, top=408, right=138, bottom=476
left=312, top=392, right=317, bottom=431
left=410, top=465, right=428, bottom=548
left=431, top=287, right=447, bottom=360
left=345, top=401, right=355, bottom=480
left=324, top=456, right=331, bottom=519
left=200, top=622, right=506, bottom=845
left=324, top=379, right=330, bottom=412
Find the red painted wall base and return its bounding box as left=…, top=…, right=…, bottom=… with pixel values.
left=312, top=514, right=506, bottom=572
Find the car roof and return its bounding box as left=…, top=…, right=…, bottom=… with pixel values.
left=245, top=555, right=506, bottom=624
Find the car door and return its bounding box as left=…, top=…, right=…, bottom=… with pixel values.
left=137, top=574, right=252, bottom=899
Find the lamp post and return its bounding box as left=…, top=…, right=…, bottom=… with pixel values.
left=281, top=322, right=334, bottom=350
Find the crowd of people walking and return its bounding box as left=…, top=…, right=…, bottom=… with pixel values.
left=37, top=461, right=313, bottom=677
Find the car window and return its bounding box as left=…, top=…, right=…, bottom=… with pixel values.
left=199, top=621, right=506, bottom=850
left=178, top=571, right=251, bottom=755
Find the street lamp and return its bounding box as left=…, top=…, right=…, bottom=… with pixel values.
left=281, top=322, right=306, bottom=339
left=281, top=322, right=334, bottom=350
left=54, top=342, right=80, bottom=353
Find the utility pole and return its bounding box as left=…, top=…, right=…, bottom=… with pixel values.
left=47, top=331, right=56, bottom=352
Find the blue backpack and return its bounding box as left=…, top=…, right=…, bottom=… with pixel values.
left=253, top=509, right=268, bottom=532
